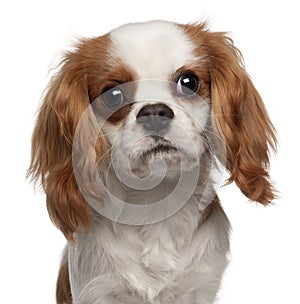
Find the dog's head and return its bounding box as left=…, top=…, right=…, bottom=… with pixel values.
left=28, top=21, right=277, bottom=240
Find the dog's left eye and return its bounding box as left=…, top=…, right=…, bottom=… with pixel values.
left=101, top=87, right=125, bottom=110
left=176, top=73, right=200, bottom=96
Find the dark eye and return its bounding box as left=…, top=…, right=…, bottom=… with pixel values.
left=176, top=73, right=200, bottom=96
left=101, top=87, right=125, bottom=109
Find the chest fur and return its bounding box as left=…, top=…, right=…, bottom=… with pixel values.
left=68, top=202, right=230, bottom=303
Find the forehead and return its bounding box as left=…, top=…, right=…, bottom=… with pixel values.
left=109, top=21, right=196, bottom=80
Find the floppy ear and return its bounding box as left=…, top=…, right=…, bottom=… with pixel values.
left=207, top=31, right=277, bottom=204
left=28, top=52, right=108, bottom=241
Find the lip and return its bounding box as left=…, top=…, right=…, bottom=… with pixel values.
left=140, top=138, right=180, bottom=160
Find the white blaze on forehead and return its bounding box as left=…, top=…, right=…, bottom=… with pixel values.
left=132, top=80, right=174, bottom=106
left=109, top=20, right=196, bottom=80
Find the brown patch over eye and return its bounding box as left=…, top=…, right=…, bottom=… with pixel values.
left=88, top=64, right=137, bottom=124
left=172, top=65, right=211, bottom=102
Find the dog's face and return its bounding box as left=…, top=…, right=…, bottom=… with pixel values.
left=99, top=80, right=209, bottom=177
left=28, top=21, right=277, bottom=240
left=89, top=22, right=213, bottom=178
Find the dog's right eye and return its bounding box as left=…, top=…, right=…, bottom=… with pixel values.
left=176, top=73, right=200, bottom=97
left=101, top=87, right=125, bottom=110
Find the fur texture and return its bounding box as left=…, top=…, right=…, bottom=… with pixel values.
left=28, top=21, right=277, bottom=304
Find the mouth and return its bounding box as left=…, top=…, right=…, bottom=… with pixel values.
left=125, top=135, right=200, bottom=176
left=140, top=136, right=180, bottom=161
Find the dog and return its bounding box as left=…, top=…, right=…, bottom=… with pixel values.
left=28, top=20, right=277, bottom=304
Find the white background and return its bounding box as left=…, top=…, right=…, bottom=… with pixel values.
left=0, top=0, right=299, bottom=303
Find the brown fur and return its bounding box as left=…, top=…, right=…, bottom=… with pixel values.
left=27, top=35, right=112, bottom=241
left=183, top=23, right=277, bottom=204
left=28, top=22, right=277, bottom=304
left=56, top=261, right=72, bottom=304
left=90, top=64, right=137, bottom=124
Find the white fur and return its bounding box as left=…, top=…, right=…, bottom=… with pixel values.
left=68, top=21, right=231, bottom=304
left=68, top=202, right=230, bottom=304
left=106, top=21, right=210, bottom=175
left=110, top=20, right=197, bottom=80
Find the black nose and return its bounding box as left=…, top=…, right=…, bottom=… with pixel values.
left=136, top=103, right=174, bottom=132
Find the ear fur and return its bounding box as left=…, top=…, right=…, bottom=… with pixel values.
left=184, top=23, right=277, bottom=204
left=28, top=50, right=107, bottom=241
left=207, top=30, right=277, bottom=204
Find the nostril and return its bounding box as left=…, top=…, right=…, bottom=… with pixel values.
left=136, top=103, right=174, bottom=132
left=159, top=110, right=168, bottom=118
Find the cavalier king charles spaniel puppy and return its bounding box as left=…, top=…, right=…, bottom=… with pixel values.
left=29, top=21, right=277, bottom=304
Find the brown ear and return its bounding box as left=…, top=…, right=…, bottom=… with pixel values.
left=207, top=31, right=277, bottom=204
left=28, top=54, right=94, bottom=241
